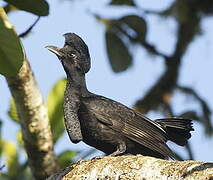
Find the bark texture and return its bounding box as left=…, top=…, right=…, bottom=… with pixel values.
left=48, top=155, right=213, bottom=180
left=6, top=60, right=59, bottom=179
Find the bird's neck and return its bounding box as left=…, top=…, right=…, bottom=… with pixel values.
left=66, top=71, right=90, bottom=97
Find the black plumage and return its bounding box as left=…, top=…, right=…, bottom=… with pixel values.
left=46, top=33, right=194, bottom=159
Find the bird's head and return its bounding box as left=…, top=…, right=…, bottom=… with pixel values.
left=46, top=33, right=91, bottom=75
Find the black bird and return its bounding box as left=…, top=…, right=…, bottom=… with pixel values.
left=46, top=33, right=194, bottom=159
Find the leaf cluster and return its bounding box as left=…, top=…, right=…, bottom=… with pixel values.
left=99, top=0, right=213, bottom=159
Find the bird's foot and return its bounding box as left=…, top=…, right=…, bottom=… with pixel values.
left=107, top=150, right=122, bottom=157
left=108, top=141, right=127, bottom=156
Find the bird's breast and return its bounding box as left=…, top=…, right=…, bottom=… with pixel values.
left=77, top=101, right=123, bottom=154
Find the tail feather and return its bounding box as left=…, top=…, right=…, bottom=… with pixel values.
left=155, top=118, right=194, bottom=146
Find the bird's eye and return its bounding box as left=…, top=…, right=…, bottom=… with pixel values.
left=68, top=53, right=77, bottom=59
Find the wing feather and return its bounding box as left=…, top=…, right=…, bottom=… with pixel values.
left=82, top=95, right=174, bottom=158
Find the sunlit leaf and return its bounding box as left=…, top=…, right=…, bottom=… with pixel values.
left=16, top=130, right=24, bottom=147
left=58, top=150, right=77, bottom=168
left=109, top=0, right=135, bottom=6
left=0, top=138, right=29, bottom=178
left=120, top=15, right=147, bottom=42
left=47, top=79, right=66, bottom=143
left=0, top=138, right=3, bottom=156
left=105, top=30, right=132, bottom=72
left=2, top=140, right=19, bottom=176
left=8, top=98, right=19, bottom=123
left=0, top=8, right=24, bottom=76
left=3, top=0, right=49, bottom=16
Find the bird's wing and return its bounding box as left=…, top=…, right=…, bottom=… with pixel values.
left=82, top=95, right=174, bottom=158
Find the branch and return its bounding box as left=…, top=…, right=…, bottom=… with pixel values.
left=134, top=2, right=201, bottom=114
left=114, top=23, right=169, bottom=59
left=134, top=57, right=179, bottom=113
left=48, top=155, right=213, bottom=180
left=0, top=165, right=5, bottom=171
left=6, top=60, right=59, bottom=179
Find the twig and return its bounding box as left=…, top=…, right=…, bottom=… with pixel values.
left=19, top=16, right=40, bottom=38
left=0, top=164, right=5, bottom=171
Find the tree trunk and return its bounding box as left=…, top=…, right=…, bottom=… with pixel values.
left=6, top=60, right=59, bottom=180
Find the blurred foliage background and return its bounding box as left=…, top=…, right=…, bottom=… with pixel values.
left=0, top=0, right=213, bottom=179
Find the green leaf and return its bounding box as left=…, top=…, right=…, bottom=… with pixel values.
left=0, top=138, right=3, bottom=156
left=3, top=0, right=49, bottom=16
left=16, top=130, right=24, bottom=147
left=8, top=98, right=19, bottom=123
left=58, top=150, right=77, bottom=168
left=0, top=8, right=24, bottom=76
left=109, top=0, right=135, bottom=6
left=2, top=140, right=19, bottom=176
left=120, top=15, right=147, bottom=42
left=105, top=30, right=132, bottom=72
left=47, top=79, right=66, bottom=143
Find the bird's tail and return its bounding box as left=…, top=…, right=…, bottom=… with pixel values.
left=155, top=118, right=194, bottom=146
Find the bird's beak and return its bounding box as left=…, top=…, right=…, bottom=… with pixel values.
left=45, top=46, right=64, bottom=58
